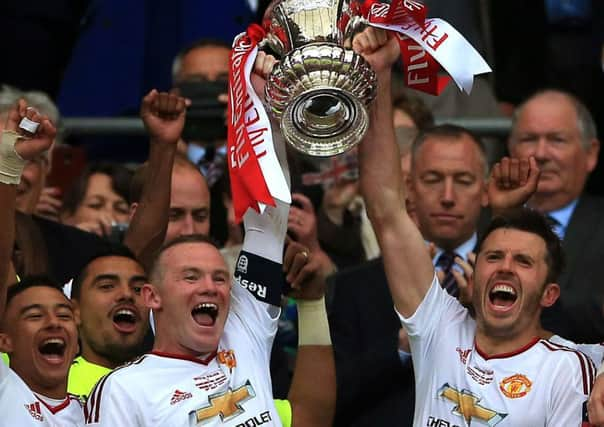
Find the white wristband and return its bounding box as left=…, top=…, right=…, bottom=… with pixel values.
left=0, top=130, right=26, bottom=185
left=297, top=297, right=331, bottom=346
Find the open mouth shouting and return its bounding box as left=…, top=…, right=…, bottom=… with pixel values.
left=191, top=303, right=219, bottom=327
left=488, top=283, right=518, bottom=313
left=111, top=306, right=140, bottom=333
left=37, top=337, right=67, bottom=366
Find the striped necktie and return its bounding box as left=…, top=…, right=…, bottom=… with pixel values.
left=437, top=251, right=459, bottom=297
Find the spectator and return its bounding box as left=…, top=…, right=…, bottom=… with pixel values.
left=172, top=38, right=231, bottom=245
left=60, top=162, right=132, bottom=239
left=508, top=89, right=604, bottom=342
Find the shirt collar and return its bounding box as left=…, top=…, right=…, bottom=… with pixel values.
left=547, top=198, right=579, bottom=231
left=432, top=233, right=477, bottom=266
left=187, top=143, right=206, bottom=165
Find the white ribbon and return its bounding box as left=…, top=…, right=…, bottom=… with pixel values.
left=370, top=17, right=492, bottom=94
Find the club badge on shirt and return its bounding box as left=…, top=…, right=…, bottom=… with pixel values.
left=499, top=374, right=533, bottom=399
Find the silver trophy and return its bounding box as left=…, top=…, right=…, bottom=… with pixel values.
left=263, top=0, right=377, bottom=157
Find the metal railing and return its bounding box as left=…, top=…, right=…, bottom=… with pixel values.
left=61, top=117, right=513, bottom=137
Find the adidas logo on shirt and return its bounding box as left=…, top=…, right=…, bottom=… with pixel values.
left=25, top=401, right=44, bottom=422
left=170, top=389, right=193, bottom=406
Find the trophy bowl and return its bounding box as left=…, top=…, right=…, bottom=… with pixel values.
left=263, top=0, right=377, bottom=157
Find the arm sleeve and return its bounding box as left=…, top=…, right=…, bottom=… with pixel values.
left=84, top=374, right=140, bottom=426
left=546, top=351, right=596, bottom=426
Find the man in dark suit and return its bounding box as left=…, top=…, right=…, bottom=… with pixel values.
left=329, top=125, right=491, bottom=427
left=508, top=89, right=604, bottom=343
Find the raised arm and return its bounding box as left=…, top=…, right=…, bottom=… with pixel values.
left=0, top=101, right=55, bottom=316
left=123, top=90, right=189, bottom=265
left=355, top=28, right=434, bottom=318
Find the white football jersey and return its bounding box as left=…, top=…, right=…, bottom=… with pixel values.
left=0, top=361, right=84, bottom=426
left=85, top=270, right=281, bottom=427
left=399, top=276, right=595, bottom=427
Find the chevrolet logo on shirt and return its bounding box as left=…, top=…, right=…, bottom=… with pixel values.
left=439, top=383, right=507, bottom=426
left=190, top=381, right=255, bottom=424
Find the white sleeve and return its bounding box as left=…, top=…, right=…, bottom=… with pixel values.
left=85, top=374, right=141, bottom=426
left=546, top=351, right=595, bottom=426
left=396, top=275, right=469, bottom=363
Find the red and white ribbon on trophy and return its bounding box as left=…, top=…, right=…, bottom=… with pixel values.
left=227, top=24, right=291, bottom=222
left=366, top=0, right=491, bottom=95
left=227, top=2, right=492, bottom=221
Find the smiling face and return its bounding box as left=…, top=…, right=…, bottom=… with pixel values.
left=0, top=286, right=78, bottom=398
left=508, top=92, right=599, bottom=212
left=145, top=242, right=231, bottom=357
left=74, top=256, right=149, bottom=368
left=473, top=228, right=558, bottom=340
left=410, top=135, right=488, bottom=251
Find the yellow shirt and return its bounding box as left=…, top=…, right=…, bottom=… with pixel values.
left=274, top=399, right=292, bottom=427
left=67, top=356, right=111, bottom=402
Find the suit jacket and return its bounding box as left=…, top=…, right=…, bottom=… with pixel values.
left=541, top=195, right=604, bottom=343
left=328, top=258, right=415, bottom=427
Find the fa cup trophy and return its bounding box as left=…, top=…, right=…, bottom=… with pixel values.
left=263, top=0, right=377, bottom=157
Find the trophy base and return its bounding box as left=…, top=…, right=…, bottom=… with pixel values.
left=265, top=42, right=377, bottom=157
left=281, top=87, right=369, bottom=157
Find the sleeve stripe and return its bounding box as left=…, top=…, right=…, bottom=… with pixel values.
left=541, top=340, right=593, bottom=395
left=85, top=355, right=148, bottom=424
left=86, top=374, right=109, bottom=423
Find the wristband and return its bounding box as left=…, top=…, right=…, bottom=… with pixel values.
left=297, top=297, right=331, bottom=346
left=0, top=130, right=26, bottom=185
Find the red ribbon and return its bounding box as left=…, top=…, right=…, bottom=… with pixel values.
left=366, top=0, right=451, bottom=95
left=227, top=27, right=274, bottom=222
left=396, top=34, right=451, bottom=95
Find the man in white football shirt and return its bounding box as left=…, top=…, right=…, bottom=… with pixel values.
left=354, top=27, right=594, bottom=426
left=0, top=100, right=84, bottom=426
left=85, top=52, right=334, bottom=426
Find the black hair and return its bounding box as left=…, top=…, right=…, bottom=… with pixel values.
left=6, top=274, right=66, bottom=308
left=71, top=244, right=141, bottom=300
left=477, top=208, right=565, bottom=285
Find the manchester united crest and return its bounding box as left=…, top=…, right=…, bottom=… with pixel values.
left=499, top=374, right=532, bottom=399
